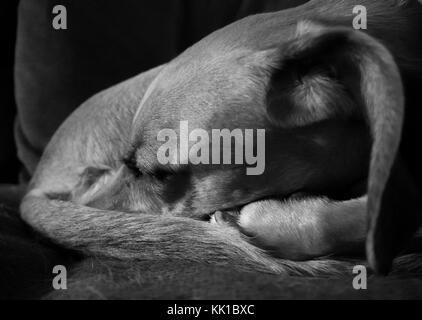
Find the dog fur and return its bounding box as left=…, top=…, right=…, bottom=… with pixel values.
left=20, top=0, right=422, bottom=276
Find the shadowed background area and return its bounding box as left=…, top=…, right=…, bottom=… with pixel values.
left=0, top=0, right=19, bottom=183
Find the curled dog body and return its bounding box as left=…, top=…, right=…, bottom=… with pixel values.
left=21, top=0, right=422, bottom=275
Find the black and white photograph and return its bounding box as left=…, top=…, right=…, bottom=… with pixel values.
left=1, top=0, right=422, bottom=306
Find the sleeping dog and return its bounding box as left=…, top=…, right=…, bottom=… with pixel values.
left=21, top=0, right=422, bottom=275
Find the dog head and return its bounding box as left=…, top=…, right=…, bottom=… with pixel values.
left=81, top=19, right=382, bottom=215
left=76, top=1, right=422, bottom=273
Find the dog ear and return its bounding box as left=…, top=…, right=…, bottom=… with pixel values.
left=262, top=21, right=421, bottom=274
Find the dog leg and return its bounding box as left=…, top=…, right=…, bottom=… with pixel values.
left=21, top=193, right=355, bottom=276
left=212, top=196, right=367, bottom=260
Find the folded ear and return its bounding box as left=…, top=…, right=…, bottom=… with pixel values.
left=262, top=21, right=417, bottom=274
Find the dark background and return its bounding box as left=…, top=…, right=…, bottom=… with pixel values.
left=0, top=0, right=20, bottom=183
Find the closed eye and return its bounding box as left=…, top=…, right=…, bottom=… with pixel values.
left=122, top=155, right=176, bottom=181
left=122, top=150, right=180, bottom=181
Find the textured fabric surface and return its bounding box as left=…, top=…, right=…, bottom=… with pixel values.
left=46, top=257, right=422, bottom=300
left=0, top=199, right=77, bottom=299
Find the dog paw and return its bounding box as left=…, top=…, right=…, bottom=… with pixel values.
left=238, top=198, right=332, bottom=260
